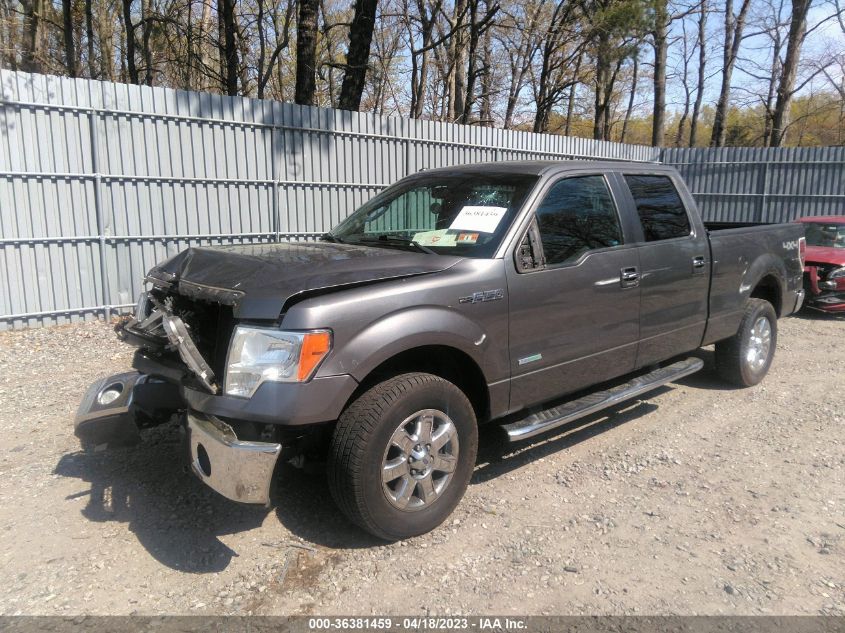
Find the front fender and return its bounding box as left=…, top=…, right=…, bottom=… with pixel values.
left=326, top=306, right=492, bottom=384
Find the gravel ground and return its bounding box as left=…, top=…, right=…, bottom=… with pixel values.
left=0, top=312, right=843, bottom=616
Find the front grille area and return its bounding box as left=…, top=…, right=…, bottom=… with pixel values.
left=148, top=288, right=235, bottom=379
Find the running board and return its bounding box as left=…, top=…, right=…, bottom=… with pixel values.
left=502, top=357, right=704, bottom=442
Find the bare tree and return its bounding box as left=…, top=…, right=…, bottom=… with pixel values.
left=651, top=0, right=668, bottom=146
left=769, top=0, right=813, bottom=145
left=217, top=0, right=238, bottom=94
left=710, top=0, right=753, bottom=146
left=674, top=11, right=698, bottom=145
left=256, top=0, right=294, bottom=97
left=18, top=0, right=45, bottom=72
left=121, top=0, right=139, bottom=82
left=62, top=0, right=77, bottom=76
left=295, top=0, right=319, bottom=104
left=532, top=0, right=584, bottom=133
left=688, top=0, right=707, bottom=145
left=458, top=0, right=498, bottom=123
left=620, top=54, right=639, bottom=143
left=496, top=0, right=545, bottom=128
left=338, top=0, right=379, bottom=110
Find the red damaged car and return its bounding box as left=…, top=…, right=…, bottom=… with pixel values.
left=796, top=216, right=845, bottom=313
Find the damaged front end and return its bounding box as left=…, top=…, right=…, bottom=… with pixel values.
left=803, top=263, right=845, bottom=313
left=74, top=282, right=285, bottom=506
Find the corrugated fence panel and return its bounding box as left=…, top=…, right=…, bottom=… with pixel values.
left=2, top=69, right=666, bottom=329
left=662, top=146, right=845, bottom=224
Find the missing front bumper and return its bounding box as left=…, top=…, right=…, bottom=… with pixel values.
left=187, top=413, right=282, bottom=506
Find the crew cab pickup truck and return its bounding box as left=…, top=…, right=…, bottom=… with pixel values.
left=75, top=161, right=806, bottom=540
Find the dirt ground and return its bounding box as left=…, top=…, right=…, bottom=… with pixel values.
left=0, top=311, right=842, bottom=616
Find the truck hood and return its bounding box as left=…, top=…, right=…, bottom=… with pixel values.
left=147, top=241, right=462, bottom=320
left=805, top=245, right=845, bottom=267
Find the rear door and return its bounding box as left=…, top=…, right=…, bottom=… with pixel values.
left=617, top=173, right=711, bottom=367
left=506, top=173, right=642, bottom=412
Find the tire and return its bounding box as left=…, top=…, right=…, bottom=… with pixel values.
left=715, top=298, right=778, bottom=387
left=328, top=372, right=478, bottom=540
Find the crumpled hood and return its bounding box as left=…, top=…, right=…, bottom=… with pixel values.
left=148, top=241, right=461, bottom=319
left=805, top=245, right=845, bottom=267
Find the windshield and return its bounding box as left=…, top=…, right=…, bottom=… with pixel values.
left=329, top=171, right=539, bottom=257
left=805, top=222, right=845, bottom=249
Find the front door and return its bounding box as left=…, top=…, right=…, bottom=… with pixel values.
left=506, top=174, right=642, bottom=412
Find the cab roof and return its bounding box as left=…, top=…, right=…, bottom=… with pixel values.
left=417, top=160, right=674, bottom=178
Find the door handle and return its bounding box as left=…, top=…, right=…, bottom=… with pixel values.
left=620, top=266, right=639, bottom=288
left=692, top=256, right=706, bottom=274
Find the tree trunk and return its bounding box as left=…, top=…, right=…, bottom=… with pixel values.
left=99, top=1, right=115, bottom=80
left=0, top=0, right=12, bottom=70
left=459, top=0, right=480, bottom=123
left=295, top=0, right=319, bottom=105
left=450, top=0, right=467, bottom=121
left=689, top=0, right=707, bottom=146
left=651, top=0, right=668, bottom=147
left=141, top=0, right=154, bottom=85
left=674, top=19, right=692, bottom=146
left=593, top=32, right=611, bottom=140
left=564, top=52, right=583, bottom=136
left=62, top=0, right=77, bottom=76
left=218, top=0, right=238, bottom=95
left=478, top=28, right=493, bottom=124
left=710, top=0, right=752, bottom=146
left=762, top=34, right=782, bottom=146
left=121, top=0, right=139, bottom=83
left=770, top=0, right=812, bottom=146
left=621, top=56, right=639, bottom=143
left=338, top=0, right=378, bottom=111
left=85, top=0, right=96, bottom=77
left=19, top=0, right=44, bottom=73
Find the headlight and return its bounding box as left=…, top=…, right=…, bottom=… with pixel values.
left=828, top=266, right=845, bottom=279
left=224, top=327, right=332, bottom=397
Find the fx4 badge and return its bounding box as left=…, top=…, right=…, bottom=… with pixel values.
left=459, top=289, right=505, bottom=304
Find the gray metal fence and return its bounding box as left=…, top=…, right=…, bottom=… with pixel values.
left=4, top=71, right=843, bottom=331
left=662, top=146, right=845, bottom=224
left=0, top=70, right=657, bottom=329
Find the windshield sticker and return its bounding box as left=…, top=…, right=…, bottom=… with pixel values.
left=457, top=232, right=479, bottom=244
left=413, top=229, right=458, bottom=247
left=449, top=205, right=508, bottom=233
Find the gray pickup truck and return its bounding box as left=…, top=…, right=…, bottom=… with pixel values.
left=75, top=160, right=806, bottom=540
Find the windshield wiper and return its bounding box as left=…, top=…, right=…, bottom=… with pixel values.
left=358, top=235, right=436, bottom=255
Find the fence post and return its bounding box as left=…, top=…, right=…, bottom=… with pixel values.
left=271, top=110, right=280, bottom=242
left=758, top=161, right=770, bottom=223
left=88, top=109, right=110, bottom=321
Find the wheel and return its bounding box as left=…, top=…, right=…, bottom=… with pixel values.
left=328, top=372, right=478, bottom=540
left=715, top=298, right=778, bottom=387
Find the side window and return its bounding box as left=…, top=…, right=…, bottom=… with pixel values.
left=624, top=175, right=691, bottom=241
left=533, top=176, right=623, bottom=267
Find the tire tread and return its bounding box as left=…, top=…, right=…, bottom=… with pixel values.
left=328, top=372, right=454, bottom=540
left=715, top=298, right=776, bottom=387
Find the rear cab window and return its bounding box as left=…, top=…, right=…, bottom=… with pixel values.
left=624, top=175, right=692, bottom=241
left=533, top=175, right=624, bottom=267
